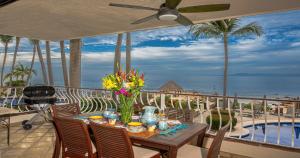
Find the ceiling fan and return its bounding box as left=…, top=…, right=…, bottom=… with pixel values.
left=0, top=0, right=17, bottom=8
left=109, top=0, right=230, bottom=26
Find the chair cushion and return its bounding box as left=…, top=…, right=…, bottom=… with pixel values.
left=177, top=144, right=208, bottom=158
left=133, top=146, right=160, bottom=158
left=92, top=142, right=97, bottom=153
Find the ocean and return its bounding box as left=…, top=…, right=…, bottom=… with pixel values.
left=80, top=75, right=300, bottom=97
left=6, top=53, right=300, bottom=98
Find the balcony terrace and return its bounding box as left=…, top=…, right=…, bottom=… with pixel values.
left=1, top=1, right=300, bottom=158
left=1, top=87, right=300, bottom=158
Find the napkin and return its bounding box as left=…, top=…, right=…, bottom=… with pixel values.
left=159, top=124, right=188, bottom=136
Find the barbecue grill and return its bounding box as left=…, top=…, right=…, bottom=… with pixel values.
left=22, top=85, right=56, bottom=130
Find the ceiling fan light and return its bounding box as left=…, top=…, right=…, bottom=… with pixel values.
left=159, top=14, right=178, bottom=21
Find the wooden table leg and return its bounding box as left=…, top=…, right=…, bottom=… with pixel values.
left=197, top=130, right=206, bottom=147
left=7, top=117, right=10, bottom=145
left=52, top=134, right=61, bottom=158
left=168, top=147, right=178, bottom=158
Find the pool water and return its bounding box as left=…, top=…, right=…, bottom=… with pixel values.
left=242, top=122, right=300, bottom=148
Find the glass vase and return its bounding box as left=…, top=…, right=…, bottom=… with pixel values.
left=119, top=95, right=134, bottom=125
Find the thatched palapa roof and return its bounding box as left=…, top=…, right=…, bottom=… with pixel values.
left=159, top=80, right=183, bottom=92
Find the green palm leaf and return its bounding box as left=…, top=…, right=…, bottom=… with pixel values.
left=231, top=22, right=263, bottom=37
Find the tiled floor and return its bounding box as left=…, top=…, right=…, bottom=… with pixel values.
left=0, top=122, right=55, bottom=158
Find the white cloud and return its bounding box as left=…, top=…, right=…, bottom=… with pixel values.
left=231, top=37, right=266, bottom=52
left=81, top=52, right=114, bottom=63
left=291, top=42, right=300, bottom=47
left=81, top=26, right=190, bottom=47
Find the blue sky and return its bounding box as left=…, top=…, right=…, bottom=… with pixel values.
left=1, top=10, right=300, bottom=96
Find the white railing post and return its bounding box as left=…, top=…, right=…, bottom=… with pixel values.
left=239, top=102, right=243, bottom=139
left=187, top=96, right=191, bottom=110
left=227, top=99, right=233, bottom=137
left=263, top=96, right=268, bottom=143
left=216, top=98, right=222, bottom=130
left=206, top=97, right=212, bottom=132
left=146, top=92, right=151, bottom=105
left=170, top=95, right=174, bottom=108
left=291, top=102, right=295, bottom=147
left=178, top=96, right=183, bottom=109
left=251, top=102, right=255, bottom=141
left=160, top=93, right=166, bottom=113
left=277, top=104, right=281, bottom=145
left=139, top=93, right=144, bottom=105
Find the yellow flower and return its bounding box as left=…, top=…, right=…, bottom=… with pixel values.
left=125, top=82, right=135, bottom=88
left=138, top=79, right=144, bottom=87
left=129, top=82, right=135, bottom=87
left=116, top=76, right=121, bottom=82
left=103, top=78, right=116, bottom=90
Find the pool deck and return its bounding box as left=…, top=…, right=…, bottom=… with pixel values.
left=195, top=111, right=300, bottom=137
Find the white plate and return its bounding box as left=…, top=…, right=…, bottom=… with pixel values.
left=167, top=120, right=181, bottom=125
left=127, top=127, right=146, bottom=133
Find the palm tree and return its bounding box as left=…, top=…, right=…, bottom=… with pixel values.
left=16, top=64, right=34, bottom=80
left=27, top=39, right=36, bottom=85
left=4, top=64, right=36, bottom=86
left=34, top=40, right=48, bottom=84
left=126, top=32, right=131, bottom=74
left=114, top=34, right=123, bottom=74
left=189, top=19, right=263, bottom=107
left=69, top=39, right=81, bottom=88
left=10, top=37, right=20, bottom=84
left=46, top=41, right=54, bottom=85
left=60, top=40, right=69, bottom=87
left=0, top=35, right=13, bottom=87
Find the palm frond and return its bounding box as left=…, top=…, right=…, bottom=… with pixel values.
left=227, top=18, right=240, bottom=32
left=4, top=72, right=13, bottom=80
left=189, top=23, right=223, bottom=39
left=231, top=22, right=263, bottom=37
left=0, top=35, right=13, bottom=44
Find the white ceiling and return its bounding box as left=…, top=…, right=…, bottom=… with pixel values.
left=0, top=0, right=300, bottom=41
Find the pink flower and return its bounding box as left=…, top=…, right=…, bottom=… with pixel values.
left=119, top=88, right=128, bottom=96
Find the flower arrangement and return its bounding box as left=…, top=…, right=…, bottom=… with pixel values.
left=102, top=69, right=144, bottom=124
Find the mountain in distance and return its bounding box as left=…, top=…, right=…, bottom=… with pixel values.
left=230, top=73, right=300, bottom=77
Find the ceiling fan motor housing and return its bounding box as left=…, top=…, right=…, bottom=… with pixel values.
left=158, top=8, right=179, bottom=21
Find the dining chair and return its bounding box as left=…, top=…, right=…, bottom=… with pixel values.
left=50, top=103, right=81, bottom=158
left=53, top=116, right=97, bottom=158
left=51, top=103, right=81, bottom=118
left=51, top=120, right=61, bottom=158
left=89, top=121, right=161, bottom=158
left=177, top=123, right=230, bottom=158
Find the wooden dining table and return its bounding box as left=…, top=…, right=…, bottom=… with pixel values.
left=74, top=114, right=208, bottom=158
left=129, top=123, right=207, bottom=158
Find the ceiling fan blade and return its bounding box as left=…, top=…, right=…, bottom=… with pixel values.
left=178, top=4, right=230, bottom=13
left=165, top=0, right=182, bottom=9
left=132, top=14, right=158, bottom=24
left=175, top=14, right=194, bottom=26
left=109, top=3, right=159, bottom=11
left=0, top=0, right=17, bottom=8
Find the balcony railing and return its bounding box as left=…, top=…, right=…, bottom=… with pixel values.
left=1, top=86, right=300, bottom=149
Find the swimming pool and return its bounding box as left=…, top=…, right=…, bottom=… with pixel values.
left=242, top=122, right=300, bottom=148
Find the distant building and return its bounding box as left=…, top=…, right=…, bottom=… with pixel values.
left=159, top=80, right=184, bottom=93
